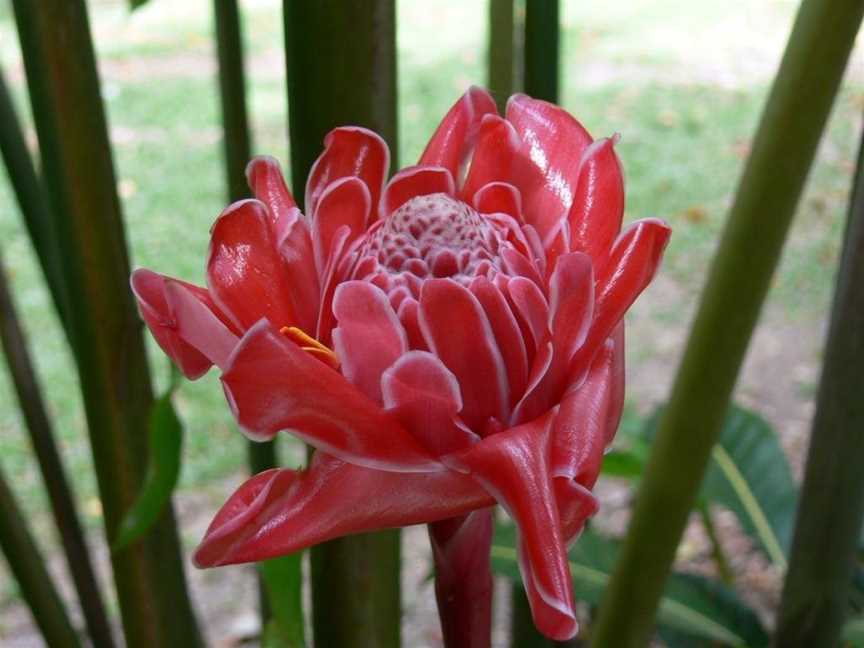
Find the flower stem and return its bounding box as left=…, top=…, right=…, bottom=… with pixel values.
left=283, top=1, right=400, bottom=645
left=774, top=108, right=864, bottom=648
left=523, top=0, right=559, bottom=103
left=11, top=2, right=202, bottom=646
left=589, top=1, right=864, bottom=646
left=488, top=0, right=516, bottom=112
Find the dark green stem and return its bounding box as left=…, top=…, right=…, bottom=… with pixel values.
left=0, top=464, right=82, bottom=648
left=590, top=1, right=864, bottom=646
left=284, top=1, right=400, bottom=645
left=212, top=0, right=281, bottom=626
left=523, top=0, right=559, bottom=102
left=0, top=68, right=69, bottom=336
left=11, top=2, right=202, bottom=646
left=773, top=109, right=864, bottom=648
left=0, top=255, right=115, bottom=647
left=488, top=0, right=515, bottom=112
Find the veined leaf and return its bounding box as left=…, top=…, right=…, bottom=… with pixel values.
left=113, top=386, right=183, bottom=551
left=259, top=554, right=306, bottom=648
left=491, top=523, right=768, bottom=646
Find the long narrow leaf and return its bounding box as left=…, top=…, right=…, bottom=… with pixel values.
left=591, top=1, right=864, bottom=644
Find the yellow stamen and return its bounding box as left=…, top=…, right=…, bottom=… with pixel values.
left=280, top=326, right=340, bottom=370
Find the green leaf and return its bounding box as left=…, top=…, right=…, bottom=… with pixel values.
left=259, top=554, right=306, bottom=648
left=129, top=0, right=149, bottom=11
left=843, top=615, right=864, bottom=647
left=643, top=405, right=797, bottom=568
left=491, top=523, right=768, bottom=646
left=601, top=448, right=646, bottom=479
left=113, top=388, right=183, bottom=551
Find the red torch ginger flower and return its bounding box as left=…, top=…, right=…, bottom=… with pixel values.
left=132, top=87, right=669, bottom=644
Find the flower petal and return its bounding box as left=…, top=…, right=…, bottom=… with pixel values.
left=505, top=94, right=593, bottom=244
left=221, top=320, right=440, bottom=471
left=312, top=176, right=371, bottom=276
left=277, top=211, right=320, bottom=333
left=305, top=126, right=389, bottom=216
left=548, top=252, right=594, bottom=362
left=419, top=279, right=509, bottom=430
left=571, top=218, right=670, bottom=374
left=473, top=181, right=523, bottom=221
left=379, top=165, right=456, bottom=218
left=461, top=114, right=520, bottom=202
left=245, top=156, right=297, bottom=224
left=131, top=269, right=234, bottom=379
left=381, top=351, right=477, bottom=457
left=332, top=281, right=407, bottom=403
left=568, top=137, right=624, bottom=264
left=428, top=511, right=494, bottom=648
left=450, top=411, right=577, bottom=641
left=419, top=86, right=498, bottom=182
left=207, top=199, right=297, bottom=331
left=194, top=452, right=494, bottom=567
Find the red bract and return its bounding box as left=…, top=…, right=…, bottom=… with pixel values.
left=132, top=87, right=670, bottom=644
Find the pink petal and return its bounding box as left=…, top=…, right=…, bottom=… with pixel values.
left=381, top=351, right=477, bottom=457
left=461, top=114, right=520, bottom=202
left=451, top=412, right=577, bottom=641
left=548, top=252, right=594, bottom=361
left=332, top=281, right=407, bottom=403
left=194, top=452, right=494, bottom=567
left=312, top=176, right=371, bottom=276
left=419, top=86, right=498, bottom=182
left=568, top=137, right=624, bottom=264
left=207, top=199, right=297, bottom=331
left=315, top=225, right=353, bottom=344
left=397, top=298, right=427, bottom=350
left=473, top=182, right=523, bottom=221
left=551, top=341, right=615, bottom=488
left=131, top=269, right=227, bottom=379
left=245, top=156, right=297, bottom=224
left=605, top=324, right=626, bottom=445
left=419, top=279, right=509, bottom=430
left=428, top=511, right=494, bottom=648
left=506, top=276, right=549, bottom=352
left=469, top=277, right=529, bottom=407
left=305, top=126, right=389, bottom=216
left=505, top=94, right=593, bottom=245
left=277, top=212, right=320, bottom=333
left=379, top=165, right=456, bottom=218
left=221, top=320, right=440, bottom=471
left=553, top=478, right=598, bottom=545
left=571, top=218, right=670, bottom=375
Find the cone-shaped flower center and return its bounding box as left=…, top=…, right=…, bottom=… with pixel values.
left=362, top=193, right=502, bottom=281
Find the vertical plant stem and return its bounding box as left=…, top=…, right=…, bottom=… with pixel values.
left=590, top=1, right=864, bottom=646
left=11, top=2, right=202, bottom=646
left=698, top=505, right=733, bottom=586
left=523, top=0, right=559, bottom=102
left=773, top=112, right=864, bottom=648
left=212, top=0, right=281, bottom=625
left=0, top=69, right=69, bottom=336
left=284, top=1, right=400, bottom=645
left=0, top=466, right=82, bottom=648
left=488, top=0, right=515, bottom=112
left=0, top=256, right=115, bottom=647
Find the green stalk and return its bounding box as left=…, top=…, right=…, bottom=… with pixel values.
left=523, top=0, right=559, bottom=103
left=284, top=1, right=400, bottom=645
left=488, top=0, right=515, bottom=112
left=11, top=2, right=202, bottom=646
left=698, top=505, right=733, bottom=586
left=773, top=112, right=864, bottom=648
left=590, top=2, right=864, bottom=646
left=0, top=465, right=82, bottom=648
left=0, top=68, right=69, bottom=336
left=212, top=0, right=281, bottom=625
left=0, top=255, right=115, bottom=647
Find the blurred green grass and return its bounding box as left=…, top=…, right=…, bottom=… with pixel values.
left=0, top=0, right=859, bottom=607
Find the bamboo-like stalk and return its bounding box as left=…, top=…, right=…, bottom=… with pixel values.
left=523, top=0, right=558, bottom=103
left=488, top=0, right=515, bottom=113
left=0, top=69, right=69, bottom=336
left=212, top=0, right=280, bottom=625
left=11, top=2, right=202, bottom=646
left=590, top=1, right=864, bottom=646
left=773, top=113, right=864, bottom=648
left=0, top=466, right=83, bottom=648
left=0, top=255, right=115, bottom=647
left=284, top=1, right=400, bottom=645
